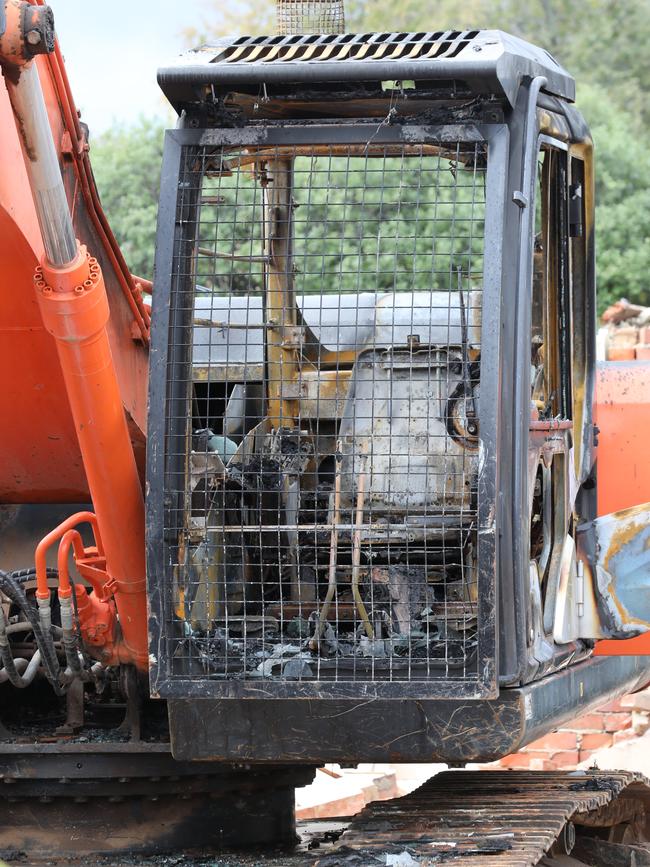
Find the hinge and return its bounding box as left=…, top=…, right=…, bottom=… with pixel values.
left=576, top=559, right=585, bottom=618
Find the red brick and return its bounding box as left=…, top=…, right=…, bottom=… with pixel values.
left=579, top=750, right=601, bottom=766
left=609, top=327, right=638, bottom=349
left=549, top=750, right=580, bottom=768
left=522, top=750, right=557, bottom=762
left=580, top=733, right=613, bottom=751
left=529, top=731, right=577, bottom=751
left=497, top=753, right=530, bottom=769
left=622, top=691, right=650, bottom=711
left=597, top=698, right=627, bottom=713
left=640, top=326, right=650, bottom=345
left=603, top=713, right=632, bottom=732
left=570, top=713, right=606, bottom=732
left=529, top=758, right=557, bottom=771
left=609, top=347, right=636, bottom=360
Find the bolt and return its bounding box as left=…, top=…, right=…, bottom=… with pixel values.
left=26, top=30, right=42, bottom=45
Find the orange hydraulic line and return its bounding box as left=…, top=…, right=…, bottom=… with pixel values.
left=56, top=529, right=86, bottom=599
left=35, top=249, right=149, bottom=668
left=34, top=510, right=101, bottom=601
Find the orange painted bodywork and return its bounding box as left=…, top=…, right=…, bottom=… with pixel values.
left=0, top=3, right=149, bottom=503
left=594, top=361, right=650, bottom=655
left=29, top=249, right=148, bottom=666
left=0, top=0, right=149, bottom=668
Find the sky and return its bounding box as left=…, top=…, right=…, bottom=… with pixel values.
left=51, top=0, right=209, bottom=133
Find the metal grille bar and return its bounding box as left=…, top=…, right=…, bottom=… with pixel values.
left=151, top=127, right=496, bottom=699
left=211, top=30, right=477, bottom=65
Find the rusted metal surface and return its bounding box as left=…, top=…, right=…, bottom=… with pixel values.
left=167, top=655, right=650, bottom=764
left=322, top=770, right=650, bottom=866
left=3, top=767, right=650, bottom=865
left=594, top=504, right=650, bottom=635
left=577, top=503, right=650, bottom=640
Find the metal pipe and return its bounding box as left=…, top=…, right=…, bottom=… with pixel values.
left=57, top=531, right=84, bottom=674
left=312, top=444, right=342, bottom=649
left=0, top=650, right=41, bottom=686
left=5, top=61, right=77, bottom=266
left=34, top=510, right=100, bottom=602
left=0, top=605, right=43, bottom=687
left=56, top=529, right=87, bottom=598
left=351, top=459, right=374, bottom=639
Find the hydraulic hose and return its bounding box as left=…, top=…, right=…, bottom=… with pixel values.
left=0, top=570, right=62, bottom=693
left=0, top=606, right=42, bottom=687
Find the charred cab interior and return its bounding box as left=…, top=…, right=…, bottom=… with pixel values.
left=147, top=30, right=649, bottom=760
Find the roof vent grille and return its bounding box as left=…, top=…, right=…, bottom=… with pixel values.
left=211, top=30, right=480, bottom=66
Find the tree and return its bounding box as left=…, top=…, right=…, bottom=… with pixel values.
left=577, top=84, right=650, bottom=310
left=184, top=0, right=650, bottom=312
left=91, top=2, right=650, bottom=310
left=90, top=118, right=166, bottom=280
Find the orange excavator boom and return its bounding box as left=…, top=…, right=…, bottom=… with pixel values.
left=0, top=0, right=148, bottom=669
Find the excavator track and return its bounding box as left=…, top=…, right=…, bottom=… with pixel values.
left=2, top=766, right=650, bottom=864
left=317, top=770, right=650, bottom=866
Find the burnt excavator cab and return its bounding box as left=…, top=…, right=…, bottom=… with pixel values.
left=148, top=31, right=650, bottom=762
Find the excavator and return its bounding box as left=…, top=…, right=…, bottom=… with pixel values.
left=1, top=0, right=650, bottom=863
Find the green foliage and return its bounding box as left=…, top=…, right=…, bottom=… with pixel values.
left=90, top=118, right=165, bottom=280
left=576, top=84, right=650, bottom=310
left=91, top=1, right=650, bottom=310
left=196, top=151, right=486, bottom=297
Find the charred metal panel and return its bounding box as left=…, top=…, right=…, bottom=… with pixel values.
left=147, top=122, right=503, bottom=700
left=0, top=742, right=311, bottom=857
left=167, top=655, right=650, bottom=763
left=578, top=503, right=650, bottom=638
left=158, top=30, right=575, bottom=114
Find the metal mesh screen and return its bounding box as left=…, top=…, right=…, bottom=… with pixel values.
left=276, top=0, right=345, bottom=34
left=162, top=139, right=487, bottom=693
